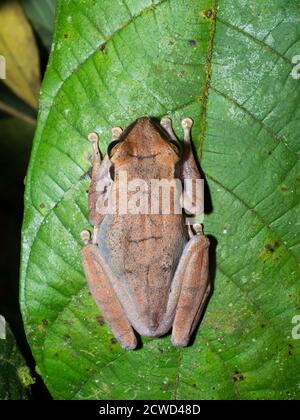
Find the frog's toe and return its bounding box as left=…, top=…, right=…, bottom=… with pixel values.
left=171, top=334, right=189, bottom=348
left=160, top=116, right=179, bottom=143
left=119, top=333, right=138, bottom=351
left=80, top=230, right=91, bottom=245
left=181, top=118, right=193, bottom=144
left=160, top=116, right=172, bottom=128
left=87, top=132, right=99, bottom=143
left=181, top=117, right=193, bottom=130
left=112, top=126, right=123, bottom=141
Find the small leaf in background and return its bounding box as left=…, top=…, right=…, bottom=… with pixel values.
left=0, top=0, right=40, bottom=108
left=0, top=82, right=36, bottom=125
left=0, top=317, right=34, bottom=400
left=22, top=0, right=56, bottom=51
left=20, top=0, right=300, bottom=400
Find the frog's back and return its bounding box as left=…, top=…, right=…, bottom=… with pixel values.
left=98, top=117, right=188, bottom=336
left=99, top=212, right=187, bottom=335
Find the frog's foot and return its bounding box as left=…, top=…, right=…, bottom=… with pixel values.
left=171, top=228, right=210, bottom=347
left=160, top=116, right=178, bottom=143
left=80, top=230, right=91, bottom=245
left=81, top=240, right=137, bottom=351
left=81, top=228, right=99, bottom=246
left=181, top=118, right=193, bottom=144
left=188, top=223, right=204, bottom=239
left=112, top=126, right=123, bottom=141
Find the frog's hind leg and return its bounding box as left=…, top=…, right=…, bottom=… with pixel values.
left=80, top=231, right=137, bottom=350
left=171, top=224, right=210, bottom=347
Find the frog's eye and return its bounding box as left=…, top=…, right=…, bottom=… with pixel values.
left=107, top=140, right=123, bottom=158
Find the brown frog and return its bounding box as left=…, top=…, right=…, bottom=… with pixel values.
left=80, top=117, right=210, bottom=350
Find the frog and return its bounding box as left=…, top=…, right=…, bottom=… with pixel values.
left=80, top=116, right=210, bottom=350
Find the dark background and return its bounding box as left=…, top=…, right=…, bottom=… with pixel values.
left=0, top=0, right=56, bottom=399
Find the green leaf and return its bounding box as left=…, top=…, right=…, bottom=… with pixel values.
left=22, top=0, right=56, bottom=51
left=21, top=0, right=300, bottom=400
left=0, top=316, right=34, bottom=400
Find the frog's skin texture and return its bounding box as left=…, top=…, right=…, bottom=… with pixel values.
left=81, top=117, right=210, bottom=350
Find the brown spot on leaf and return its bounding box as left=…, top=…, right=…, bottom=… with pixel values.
left=264, top=240, right=281, bottom=253
left=188, top=39, right=197, bottom=47
left=233, top=370, right=245, bottom=382
left=161, top=382, right=172, bottom=391
left=42, top=319, right=48, bottom=326
left=110, top=338, right=118, bottom=345
left=265, top=244, right=275, bottom=253
left=96, top=315, right=105, bottom=326
left=99, top=42, right=107, bottom=54
left=203, top=9, right=213, bottom=19
left=64, top=334, right=72, bottom=343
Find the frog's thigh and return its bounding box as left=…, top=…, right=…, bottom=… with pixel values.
left=81, top=243, right=137, bottom=350
left=171, top=233, right=210, bottom=347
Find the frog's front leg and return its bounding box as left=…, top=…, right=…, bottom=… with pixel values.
left=82, top=128, right=136, bottom=350
left=170, top=117, right=209, bottom=346
left=87, top=128, right=122, bottom=243
left=171, top=225, right=210, bottom=347
left=80, top=231, right=137, bottom=350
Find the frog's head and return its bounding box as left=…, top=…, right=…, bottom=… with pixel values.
left=107, top=117, right=182, bottom=166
